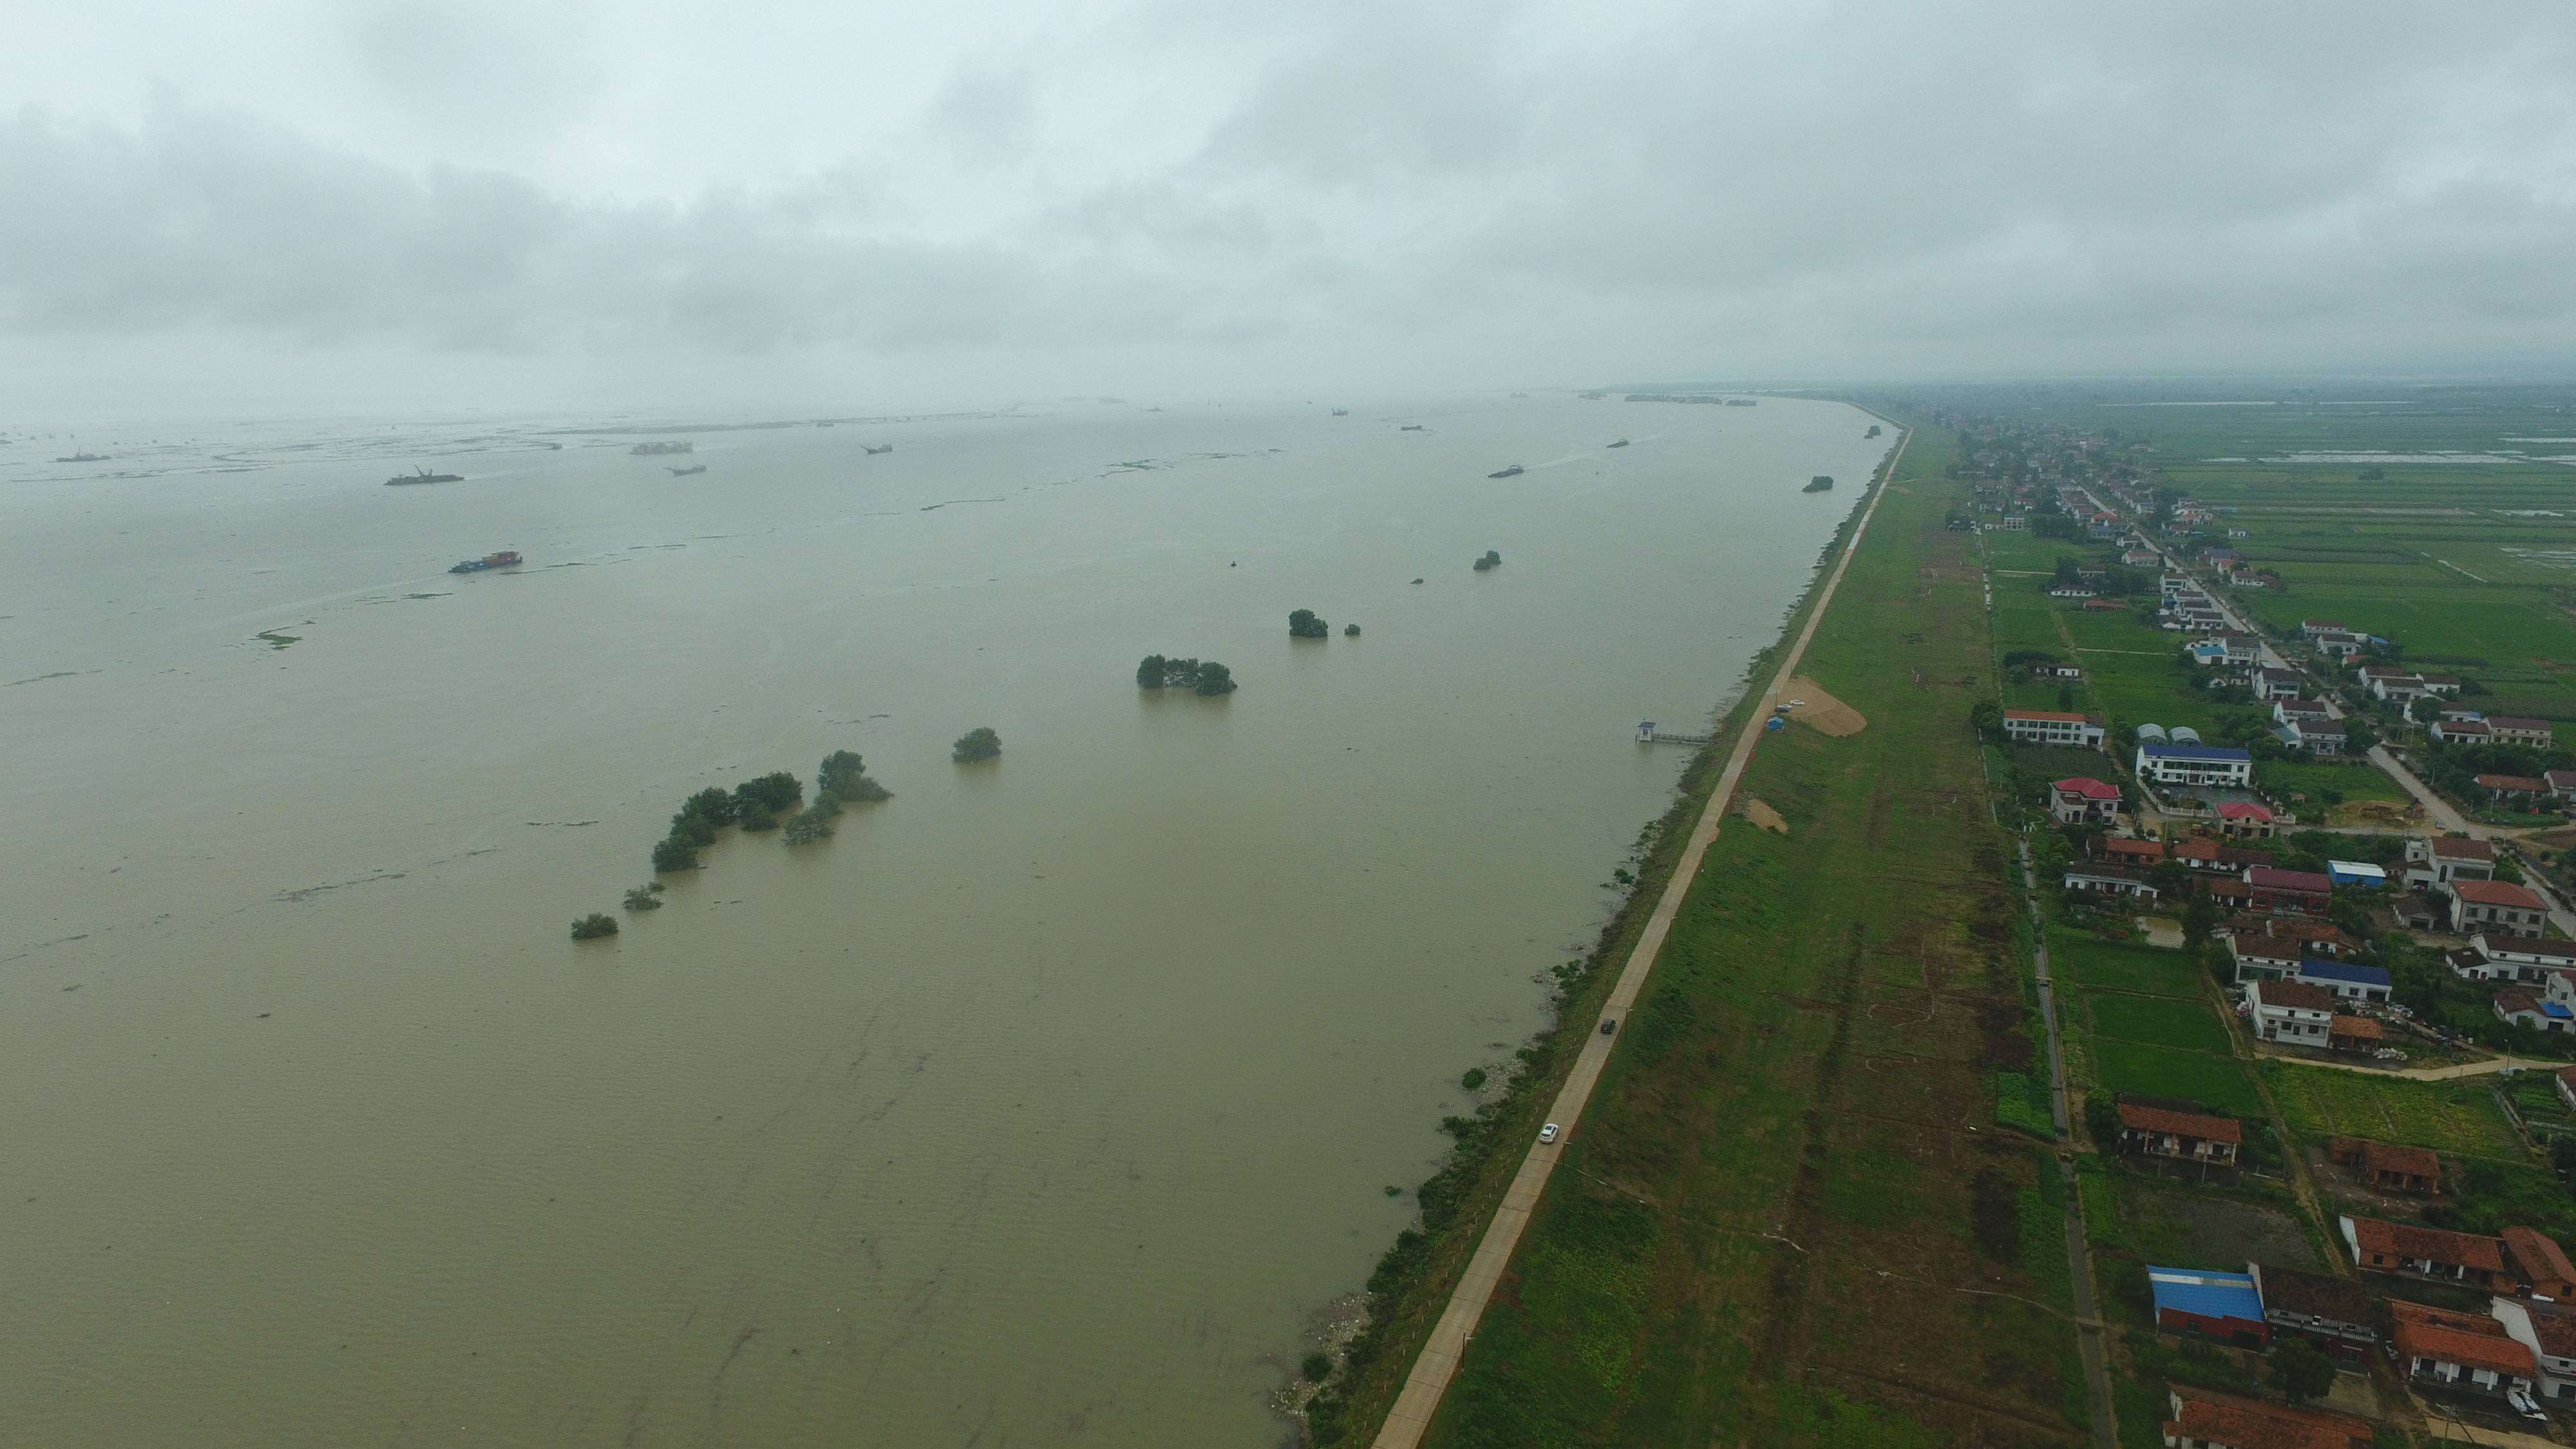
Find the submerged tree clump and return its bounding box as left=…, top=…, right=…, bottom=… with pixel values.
left=623, top=883, right=665, bottom=911
left=639, top=754, right=887, bottom=881
left=1344, top=623, right=1361, bottom=637
left=1135, top=654, right=1238, bottom=696
left=569, top=913, right=619, bottom=940
left=1472, top=549, right=1502, bottom=572
left=952, top=727, right=1002, bottom=762
left=1289, top=609, right=1330, bottom=639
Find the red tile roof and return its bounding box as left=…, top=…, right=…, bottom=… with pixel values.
left=2477, top=773, right=2550, bottom=793
left=2164, top=1396, right=2361, bottom=1449
left=2505, top=1227, right=2576, bottom=1288
left=2454, top=879, right=2546, bottom=909
left=2426, top=837, right=2496, bottom=862
left=2053, top=777, right=2119, bottom=799
left=2394, top=1317, right=2536, bottom=1377
left=2329, top=1016, right=2386, bottom=1043
left=2118, top=1103, right=2242, bottom=1144
left=2218, top=802, right=2276, bottom=821
left=2351, top=1217, right=2505, bottom=1273
left=2248, top=866, right=2331, bottom=893
left=2256, top=981, right=2336, bottom=1012
left=2488, top=717, right=2554, bottom=733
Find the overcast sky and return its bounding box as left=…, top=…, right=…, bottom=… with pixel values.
left=4, top=0, right=2573, bottom=412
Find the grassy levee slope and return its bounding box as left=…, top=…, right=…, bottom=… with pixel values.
left=1414, top=430, right=2090, bottom=1448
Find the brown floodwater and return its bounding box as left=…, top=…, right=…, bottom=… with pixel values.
left=0, top=394, right=1885, bottom=1446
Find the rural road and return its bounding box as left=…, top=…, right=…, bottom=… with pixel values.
left=1366, top=426, right=1912, bottom=1449
left=2018, top=838, right=2121, bottom=1449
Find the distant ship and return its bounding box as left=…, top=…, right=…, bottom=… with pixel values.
left=631, top=440, right=694, bottom=456
left=1723, top=399, right=1757, bottom=408
left=57, top=452, right=109, bottom=462
left=1331, top=408, right=1349, bottom=416
left=865, top=444, right=893, bottom=455
left=1607, top=439, right=1629, bottom=448
left=1488, top=465, right=1524, bottom=478
left=1400, top=424, right=1425, bottom=431
left=668, top=464, right=707, bottom=477
left=386, top=466, right=463, bottom=485
left=448, top=550, right=522, bottom=574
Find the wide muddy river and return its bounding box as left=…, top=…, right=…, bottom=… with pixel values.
left=1, top=394, right=1886, bottom=1446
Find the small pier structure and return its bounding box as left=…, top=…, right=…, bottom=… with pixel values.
left=1636, top=720, right=1712, bottom=746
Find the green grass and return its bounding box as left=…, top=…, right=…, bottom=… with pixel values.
left=2094, top=1042, right=2264, bottom=1117
left=2089, top=993, right=2231, bottom=1054
left=2259, top=759, right=2410, bottom=805
left=2056, top=934, right=2205, bottom=998
left=2262, top=1061, right=2527, bottom=1160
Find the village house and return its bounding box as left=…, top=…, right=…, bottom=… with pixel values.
left=2369, top=673, right=2433, bottom=704
left=2296, top=960, right=2390, bottom=1004
left=2183, top=837, right=2275, bottom=871
left=2394, top=891, right=2446, bottom=932
left=2432, top=718, right=2494, bottom=745
left=2506, top=1227, right=2576, bottom=1300
left=2003, top=708, right=2107, bottom=748
left=2225, top=917, right=2349, bottom=983
left=2494, top=981, right=2573, bottom=1034
left=2452, top=878, right=2550, bottom=940
left=2391, top=1300, right=2541, bottom=1399
left=2344, top=1217, right=2509, bottom=1287
left=2049, top=777, right=2121, bottom=826
left=2047, top=583, right=2096, bottom=600
left=2251, top=1264, right=2378, bottom=1364
left=2447, top=946, right=2516, bottom=984
left=2420, top=674, right=2463, bottom=696
left=2440, top=703, right=2486, bottom=723
left=2281, top=717, right=2347, bottom=756
left=2490, top=1299, right=2576, bottom=1403
left=2313, top=632, right=2365, bottom=661
left=2136, top=743, right=2255, bottom=789
left=2272, top=697, right=2330, bottom=723
left=2474, top=933, right=2576, bottom=971
left=2213, top=801, right=2277, bottom=838
left=2404, top=836, right=2497, bottom=890
left=2300, top=620, right=2348, bottom=639
left=2328, top=1014, right=2384, bottom=1054
left=2148, top=1265, right=2266, bottom=1345
left=2248, top=979, right=2336, bottom=1045
left=2477, top=773, right=2551, bottom=806
left=2328, top=1137, right=2441, bottom=1194
left=2093, top=837, right=2166, bottom=869
left=2326, top=860, right=2387, bottom=891
left=2255, top=669, right=2306, bottom=701
left=2213, top=865, right=2331, bottom=918
left=2119, top=1103, right=2242, bottom=1169
left=2490, top=716, right=2557, bottom=749
left=2064, top=864, right=2160, bottom=901
left=2549, top=768, right=2576, bottom=803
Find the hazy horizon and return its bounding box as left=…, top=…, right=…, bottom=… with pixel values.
left=4, top=0, right=2574, bottom=415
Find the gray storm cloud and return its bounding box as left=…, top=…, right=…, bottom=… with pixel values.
left=1, top=0, right=2573, bottom=403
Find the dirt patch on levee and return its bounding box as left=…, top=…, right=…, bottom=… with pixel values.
left=1783, top=676, right=1867, bottom=736
left=1742, top=799, right=1790, bottom=833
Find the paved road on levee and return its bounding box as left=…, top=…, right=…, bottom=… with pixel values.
left=1367, top=427, right=1911, bottom=1449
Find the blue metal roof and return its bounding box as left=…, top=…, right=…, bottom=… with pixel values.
left=2327, top=860, right=2388, bottom=886
left=2548, top=1003, right=2574, bottom=1021
left=2139, top=743, right=2253, bottom=762
left=2298, top=960, right=2391, bottom=988
left=2148, top=1266, right=2263, bottom=1322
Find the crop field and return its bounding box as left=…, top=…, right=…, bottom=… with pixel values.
left=2088, top=993, right=2231, bottom=1054
left=2056, top=934, right=2203, bottom=998
left=2262, top=1062, right=2526, bottom=1160
left=2259, top=759, right=2410, bottom=806
left=2094, top=1041, right=2264, bottom=1117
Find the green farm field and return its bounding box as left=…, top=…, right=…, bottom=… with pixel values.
left=2094, top=1041, right=2264, bottom=1118
left=2056, top=934, right=2204, bottom=998
left=2262, top=1062, right=2526, bottom=1160
left=2088, top=993, right=2231, bottom=1055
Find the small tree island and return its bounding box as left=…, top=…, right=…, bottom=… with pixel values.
left=1136, top=654, right=1238, bottom=695
left=570, top=913, right=619, bottom=940
left=1472, top=549, right=1503, bottom=572
left=1343, top=623, right=1360, bottom=637
left=952, top=727, right=1001, bottom=762
left=1288, top=609, right=1330, bottom=639
left=1804, top=475, right=1833, bottom=492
